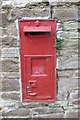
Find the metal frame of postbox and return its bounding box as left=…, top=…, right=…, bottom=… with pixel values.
left=19, top=19, right=56, bottom=102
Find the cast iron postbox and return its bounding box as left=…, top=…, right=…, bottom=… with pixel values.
left=19, top=19, right=56, bottom=102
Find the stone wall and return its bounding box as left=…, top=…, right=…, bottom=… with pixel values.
left=0, top=0, right=79, bottom=119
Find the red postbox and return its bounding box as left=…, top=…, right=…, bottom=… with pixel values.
left=19, top=19, right=56, bottom=102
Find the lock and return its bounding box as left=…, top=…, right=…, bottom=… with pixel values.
left=29, top=80, right=37, bottom=87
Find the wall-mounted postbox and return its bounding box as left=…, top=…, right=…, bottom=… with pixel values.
left=19, top=19, right=56, bottom=102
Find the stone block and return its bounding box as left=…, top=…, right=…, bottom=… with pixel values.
left=7, top=22, right=17, bottom=36
left=2, top=108, right=30, bottom=116
left=61, top=31, right=78, bottom=39
left=1, top=35, right=18, bottom=47
left=0, top=27, right=8, bottom=36
left=0, top=27, right=2, bottom=36
left=59, top=47, right=78, bottom=57
left=1, top=93, right=20, bottom=101
left=0, top=12, right=2, bottom=27
left=50, top=0, right=80, bottom=3
left=64, top=38, right=79, bottom=42
left=49, top=101, right=68, bottom=107
left=2, top=0, right=43, bottom=8
left=2, top=72, right=20, bottom=80
left=0, top=99, right=22, bottom=108
left=64, top=109, right=78, bottom=118
left=58, top=69, right=78, bottom=78
left=69, top=31, right=79, bottom=39
left=69, top=90, right=79, bottom=100
left=1, top=47, right=19, bottom=58
left=2, top=1, right=13, bottom=9
left=63, top=21, right=78, bottom=30
left=60, top=31, right=69, bottom=39
left=0, top=77, right=2, bottom=91
left=1, top=58, right=19, bottom=72
left=2, top=0, right=80, bottom=8
left=53, top=5, right=78, bottom=22
left=42, top=113, right=64, bottom=118
left=0, top=59, right=2, bottom=71
left=58, top=78, right=78, bottom=92
left=69, top=90, right=80, bottom=106
left=30, top=107, right=64, bottom=115
left=2, top=79, right=20, bottom=91
left=7, top=5, right=49, bottom=21
left=59, top=56, right=78, bottom=70
left=30, top=113, right=64, bottom=118
left=0, top=10, right=8, bottom=27
left=61, top=39, right=78, bottom=48
left=23, top=103, right=44, bottom=109
left=69, top=98, right=80, bottom=107
left=57, top=90, right=68, bottom=101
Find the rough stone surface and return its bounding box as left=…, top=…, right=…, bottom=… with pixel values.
left=2, top=58, right=19, bottom=72
left=63, top=21, right=78, bottom=30
left=1, top=35, right=18, bottom=47
left=30, top=107, right=64, bottom=114
left=2, top=108, right=30, bottom=116
left=58, top=78, right=78, bottom=91
left=0, top=10, right=8, bottom=26
left=57, top=90, right=68, bottom=101
left=7, top=6, right=49, bottom=22
left=50, top=0, right=80, bottom=3
left=0, top=1, right=79, bottom=119
left=2, top=0, right=49, bottom=8
left=53, top=6, right=78, bottom=21
left=59, top=56, right=78, bottom=70
left=64, top=109, right=78, bottom=118
left=1, top=93, right=20, bottom=101
left=61, top=39, right=78, bottom=47
left=59, top=47, right=78, bottom=57
left=0, top=27, right=8, bottom=36
left=30, top=113, right=64, bottom=118
left=2, top=72, right=20, bottom=80
left=68, top=90, right=80, bottom=108
left=1, top=0, right=80, bottom=8
left=6, top=22, right=17, bottom=36
left=2, top=79, right=20, bottom=91
left=58, top=69, right=78, bottom=78
left=61, top=31, right=79, bottom=39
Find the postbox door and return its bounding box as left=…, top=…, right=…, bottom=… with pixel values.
left=25, top=55, right=53, bottom=100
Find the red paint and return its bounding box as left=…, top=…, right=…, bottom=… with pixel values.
left=19, top=19, right=56, bottom=102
